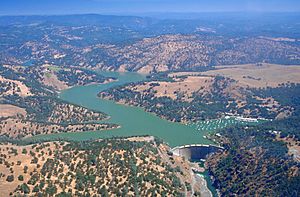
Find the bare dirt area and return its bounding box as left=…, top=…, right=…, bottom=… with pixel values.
left=126, top=136, right=155, bottom=142
left=0, top=104, right=26, bottom=118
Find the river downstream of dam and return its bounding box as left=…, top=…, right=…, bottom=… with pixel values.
left=30, top=71, right=261, bottom=147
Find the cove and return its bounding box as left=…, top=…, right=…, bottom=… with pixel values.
left=28, top=71, right=258, bottom=147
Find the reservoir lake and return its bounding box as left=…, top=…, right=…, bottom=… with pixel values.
left=29, top=71, right=260, bottom=147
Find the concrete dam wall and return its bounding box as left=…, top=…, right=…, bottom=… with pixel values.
left=172, top=144, right=223, bottom=161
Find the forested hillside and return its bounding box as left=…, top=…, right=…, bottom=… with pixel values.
left=0, top=65, right=117, bottom=139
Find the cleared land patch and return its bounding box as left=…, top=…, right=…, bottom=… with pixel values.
left=0, top=104, right=26, bottom=118
left=42, top=71, right=68, bottom=91
left=202, top=64, right=300, bottom=88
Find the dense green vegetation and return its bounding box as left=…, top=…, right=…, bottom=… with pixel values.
left=207, top=124, right=299, bottom=196
left=56, top=68, right=109, bottom=87
left=252, top=84, right=300, bottom=139
left=206, top=84, right=300, bottom=196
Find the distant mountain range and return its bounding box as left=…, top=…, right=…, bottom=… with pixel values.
left=0, top=13, right=299, bottom=73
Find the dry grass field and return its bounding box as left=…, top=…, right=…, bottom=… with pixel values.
left=0, top=143, right=58, bottom=196
left=132, top=75, right=214, bottom=101
left=42, top=72, right=69, bottom=91
left=202, top=63, right=300, bottom=88
left=169, top=63, right=300, bottom=88
left=145, top=63, right=300, bottom=101
left=0, top=104, right=26, bottom=118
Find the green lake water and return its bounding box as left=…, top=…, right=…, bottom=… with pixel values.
left=29, top=71, right=261, bottom=147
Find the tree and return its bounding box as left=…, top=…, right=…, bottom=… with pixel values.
left=22, top=148, right=27, bottom=154
left=33, top=185, right=40, bottom=193
left=18, top=175, right=24, bottom=181
left=99, top=186, right=109, bottom=197
left=6, top=175, right=14, bottom=182
left=21, top=183, right=30, bottom=194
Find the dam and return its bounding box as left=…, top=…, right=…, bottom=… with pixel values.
left=171, top=144, right=224, bottom=161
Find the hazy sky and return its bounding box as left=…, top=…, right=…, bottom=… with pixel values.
left=0, top=0, right=299, bottom=15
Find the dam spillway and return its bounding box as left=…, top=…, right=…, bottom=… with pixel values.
left=171, top=144, right=224, bottom=160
